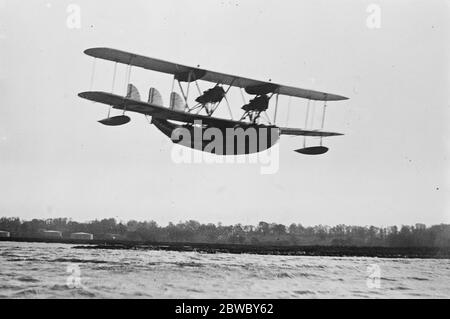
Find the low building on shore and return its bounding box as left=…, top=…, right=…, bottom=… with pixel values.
left=415, top=223, right=426, bottom=230
left=105, top=233, right=120, bottom=240
left=104, top=233, right=127, bottom=241
left=0, top=231, right=10, bottom=238
left=42, top=230, right=63, bottom=239
left=70, top=232, right=93, bottom=240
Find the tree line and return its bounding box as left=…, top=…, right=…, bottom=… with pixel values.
left=0, top=217, right=449, bottom=247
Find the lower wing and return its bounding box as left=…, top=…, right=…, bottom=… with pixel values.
left=78, top=91, right=343, bottom=137
left=279, top=127, right=343, bottom=137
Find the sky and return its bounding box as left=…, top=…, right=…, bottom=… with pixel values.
left=0, top=0, right=449, bottom=227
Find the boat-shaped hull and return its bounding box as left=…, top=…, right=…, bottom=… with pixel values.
left=152, top=118, right=280, bottom=155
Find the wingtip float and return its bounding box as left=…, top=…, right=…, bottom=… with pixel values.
left=79, top=48, right=349, bottom=156
left=98, top=115, right=131, bottom=126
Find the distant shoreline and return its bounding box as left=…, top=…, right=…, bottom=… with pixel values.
left=1, top=237, right=450, bottom=259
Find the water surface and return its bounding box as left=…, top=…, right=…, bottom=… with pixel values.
left=0, top=242, right=448, bottom=298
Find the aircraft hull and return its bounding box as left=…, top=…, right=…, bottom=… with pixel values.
left=152, top=118, right=280, bottom=155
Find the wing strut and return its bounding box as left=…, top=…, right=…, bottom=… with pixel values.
left=224, top=82, right=235, bottom=120
left=123, top=63, right=133, bottom=114
left=239, top=88, right=247, bottom=105
left=170, top=75, right=176, bottom=100
left=224, top=96, right=234, bottom=120
left=173, top=71, right=195, bottom=111
left=94, top=59, right=131, bottom=126
left=303, top=99, right=311, bottom=148
left=295, top=98, right=331, bottom=154
left=177, top=80, right=188, bottom=110
left=320, top=101, right=328, bottom=146
left=195, top=80, right=202, bottom=95
left=210, top=81, right=235, bottom=119
left=273, top=93, right=279, bottom=124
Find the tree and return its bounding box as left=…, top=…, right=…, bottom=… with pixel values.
left=257, top=221, right=270, bottom=236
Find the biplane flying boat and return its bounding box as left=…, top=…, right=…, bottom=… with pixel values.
left=78, top=48, right=348, bottom=155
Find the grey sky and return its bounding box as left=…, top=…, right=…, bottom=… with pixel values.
left=0, top=0, right=449, bottom=226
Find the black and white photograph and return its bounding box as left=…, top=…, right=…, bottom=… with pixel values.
left=0, top=0, right=449, bottom=306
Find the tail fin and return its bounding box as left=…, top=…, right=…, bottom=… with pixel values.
left=148, top=87, right=164, bottom=106
left=170, top=92, right=185, bottom=112
left=126, top=84, right=141, bottom=101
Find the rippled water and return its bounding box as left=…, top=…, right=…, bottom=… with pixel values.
left=0, top=242, right=449, bottom=298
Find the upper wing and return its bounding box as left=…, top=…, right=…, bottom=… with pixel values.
left=79, top=91, right=343, bottom=137
left=84, top=47, right=349, bottom=101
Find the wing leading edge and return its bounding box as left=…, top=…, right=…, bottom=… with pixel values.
left=84, top=47, right=349, bottom=101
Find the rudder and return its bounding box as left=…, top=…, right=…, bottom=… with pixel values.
left=148, top=87, right=164, bottom=106
left=170, top=92, right=186, bottom=112
left=126, top=83, right=141, bottom=101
